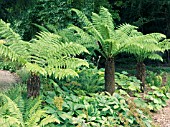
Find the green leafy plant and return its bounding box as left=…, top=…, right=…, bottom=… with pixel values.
left=0, top=86, right=60, bottom=127
left=60, top=67, right=104, bottom=95
left=0, top=19, right=89, bottom=97
left=144, top=86, right=170, bottom=111
left=115, top=71, right=141, bottom=96
left=43, top=81, right=154, bottom=127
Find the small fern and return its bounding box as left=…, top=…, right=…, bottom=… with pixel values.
left=0, top=92, right=60, bottom=127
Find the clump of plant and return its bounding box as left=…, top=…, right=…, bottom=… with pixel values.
left=43, top=81, right=154, bottom=127
left=115, top=71, right=141, bottom=96
left=0, top=85, right=59, bottom=127
left=59, top=67, right=104, bottom=95
left=144, top=86, right=170, bottom=111
left=146, top=70, right=168, bottom=87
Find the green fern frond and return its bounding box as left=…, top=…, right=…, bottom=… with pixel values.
left=39, top=115, right=60, bottom=126
left=0, top=94, right=24, bottom=126
left=99, top=7, right=115, bottom=31
left=35, top=32, right=62, bottom=44
left=68, top=25, right=98, bottom=49
left=71, top=8, right=93, bottom=28
left=72, top=8, right=104, bottom=44
left=116, top=23, right=138, bottom=36
left=0, top=19, right=22, bottom=43
left=0, top=116, right=22, bottom=127
left=25, top=62, right=47, bottom=76
left=0, top=44, right=19, bottom=61
left=26, top=110, right=45, bottom=127
left=32, top=23, right=50, bottom=32
left=148, top=53, right=163, bottom=61
left=147, top=33, right=166, bottom=42
left=46, top=68, right=79, bottom=80
left=48, top=57, right=89, bottom=69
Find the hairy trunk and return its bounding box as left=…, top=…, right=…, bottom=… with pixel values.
left=105, top=58, right=115, bottom=95
left=136, top=62, right=146, bottom=92
left=27, top=73, right=40, bottom=98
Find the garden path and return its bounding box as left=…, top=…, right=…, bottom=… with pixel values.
left=0, top=70, right=19, bottom=91
left=152, top=100, right=170, bottom=127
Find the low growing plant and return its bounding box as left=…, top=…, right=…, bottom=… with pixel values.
left=43, top=81, right=154, bottom=127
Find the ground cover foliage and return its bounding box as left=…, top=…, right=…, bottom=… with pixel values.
left=1, top=2, right=170, bottom=126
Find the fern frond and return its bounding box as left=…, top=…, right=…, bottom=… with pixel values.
left=0, top=94, right=24, bottom=126
left=26, top=110, right=46, bottom=127
left=0, top=116, right=22, bottom=127
left=99, top=7, right=115, bottom=31
left=48, top=57, right=89, bottom=69
left=72, top=8, right=104, bottom=44
left=0, top=44, right=19, bottom=61
left=32, top=23, right=50, bottom=32
left=39, top=115, right=60, bottom=126
left=68, top=25, right=98, bottom=49
left=25, top=62, right=47, bottom=76
left=148, top=53, right=163, bottom=61
left=71, top=8, right=93, bottom=28
left=0, top=19, right=22, bottom=43
left=46, top=68, right=79, bottom=80
left=116, top=23, right=138, bottom=36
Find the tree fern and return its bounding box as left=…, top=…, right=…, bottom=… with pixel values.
left=72, top=7, right=141, bottom=94
left=0, top=19, right=89, bottom=80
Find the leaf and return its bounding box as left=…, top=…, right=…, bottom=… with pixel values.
left=113, top=105, right=119, bottom=109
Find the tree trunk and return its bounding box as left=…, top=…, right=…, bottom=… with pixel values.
left=105, top=58, right=115, bottom=95
left=136, top=62, right=146, bottom=92
left=27, top=72, right=40, bottom=98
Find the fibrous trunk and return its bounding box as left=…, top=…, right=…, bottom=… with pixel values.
left=136, top=62, right=146, bottom=92
left=27, top=72, right=40, bottom=98
left=105, top=58, right=115, bottom=95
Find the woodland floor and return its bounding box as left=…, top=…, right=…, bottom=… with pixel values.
left=1, top=70, right=170, bottom=126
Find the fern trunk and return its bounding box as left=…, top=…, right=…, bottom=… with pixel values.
left=27, top=73, right=40, bottom=98
left=136, top=62, right=146, bottom=92
left=105, top=58, right=115, bottom=94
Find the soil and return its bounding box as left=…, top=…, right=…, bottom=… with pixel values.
left=0, top=70, right=20, bottom=91
left=152, top=100, right=170, bottom=127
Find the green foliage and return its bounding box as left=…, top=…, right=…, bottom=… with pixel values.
left=0, top=19, right=89, bottom=80
left=26, top=31, right=89, bottom=79
left=144, top=86, right=170, bottom=111
left=16, top=67, right=31, bottom=83
left=0, top=86, right=59, bottom=127
left=115, top=71, right=141, bottom=95
left=126, top=32, right=167, bottom=62
left=72, top=7, right=140, bottom=59
left=59, top=67, right=105, bottom=95
left=146, top=71, right=164, bottom=87
left=43, top=84, right=153, bottom=127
